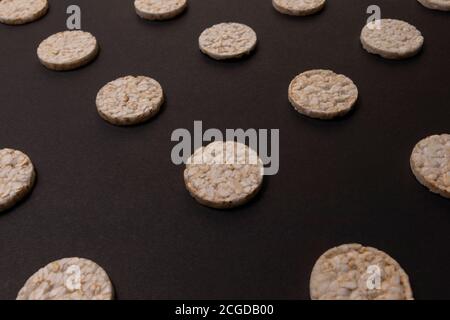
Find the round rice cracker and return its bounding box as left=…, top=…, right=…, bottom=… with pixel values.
left=0, top=148, right=35, bottom=212
left=288, top=69, right=358, bottom=120
left=37, top=31, right=99, bottom=71
left=360, top=19, right=424, bottom=60
left=184, top=141, right=264, bottom=209
left=96, top=75, right=164, bottom=126
left=134, top=0, right=187, bottom=20
left=17, top=257, right=114, bottom=300
left=418, top=0, right=450, bottom=11
left=272, top=0, right=326, bottom=16
left=310, top=244, right=414, bottom=300
left=199, top=23, right=257, bottom=60
left=0, top=0, right=48, bottom=25
left=410, top=134, right=450, bottom=199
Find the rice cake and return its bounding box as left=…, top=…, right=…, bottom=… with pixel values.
left=199, top=23, right=257, bottom=60
left=0, top=148, right=35, bottom=212
left=96, top=75, right=164, bottom=126
left=410, top=134, right=450, bottom=199
left=17, top=257, right=114, bottom=300
left=310, top=244, right=414, bottom=300
left=272, top=0, right=326, bottom=16
left=37, top=31, right=99, bottom=71
left=360, top=19, right=424, bottom=59
left=184, top=141, right=264, bottom=209
left=418, top=0, right=450, bottom=11
left=0, top=0, right=48, bottom=25
left=288, top=69, right=358, bottom=120
left=134, top=0, right=187, bottom=20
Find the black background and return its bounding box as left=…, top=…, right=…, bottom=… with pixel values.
left=0, top=0, right=449, bottom=300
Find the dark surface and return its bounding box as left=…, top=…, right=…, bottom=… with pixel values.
left=0, top=0, right=449, bottom=300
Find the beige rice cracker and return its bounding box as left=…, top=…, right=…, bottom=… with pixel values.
left=37, top=31, right=99, bottom=71
left=184, top=141, right=264, bottom=209
left=134, top=0, right=187, bottom=20
left=272, top=0, right=326, bottom=16
left=288, top=69, right=358, bottom=120
left=418, top=0, right=450, bottom=11
left=360, top=19, right=424, bottom=60
left=0, top=148, right=35, bottom=212
left=199, top=23, right=257, bottom=60
left=310, top=244, right=414, bottom=300
left=410, top=134, right=450, bottom=199
left=17, top=257, right=114, bottom=300
left=0, top=0, right=48, bottom=25
left=96, top=75, right=164, bottom=126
